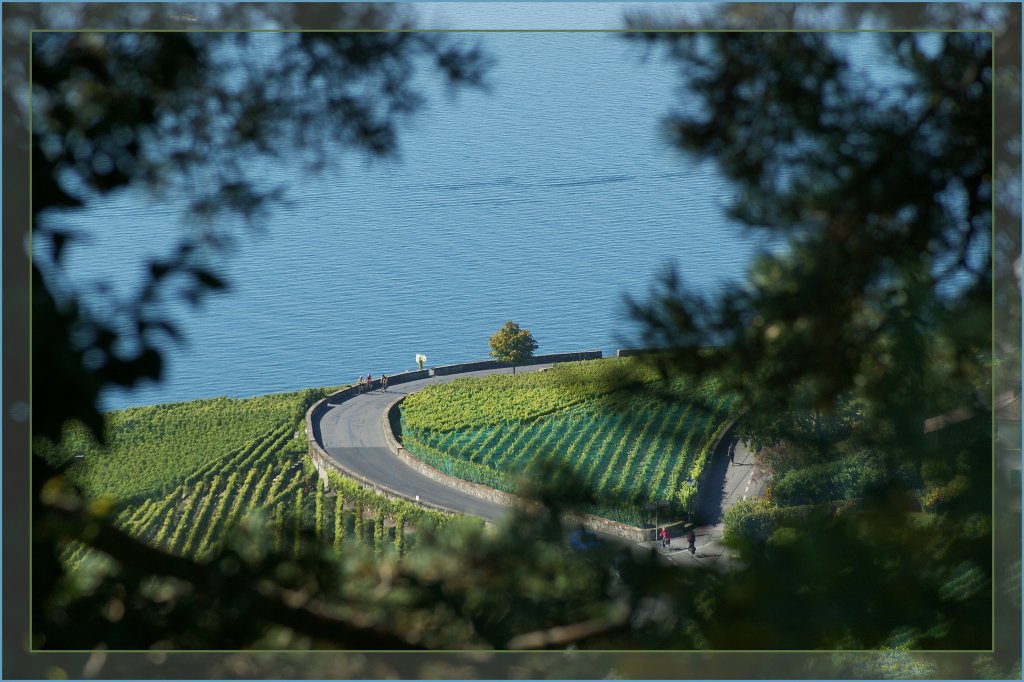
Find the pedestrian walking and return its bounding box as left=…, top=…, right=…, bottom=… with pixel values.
left=660, top=527, right=671, bottom=549
left=728, top=440, right=736, bottom=465
left=381, top=374, right=389, bottom=392
left=687, top=528, right=696, bottom=555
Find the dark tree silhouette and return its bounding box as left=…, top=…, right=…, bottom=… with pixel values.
left=22, top=6, right=671, bottom=666
left=619, top=22, right=1009, bottom=653
left=8, top=2, right=1020, bottom=679
left=31, top=25, right=490, bottom=444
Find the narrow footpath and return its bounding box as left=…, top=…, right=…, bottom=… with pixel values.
left=638, top=438, right=766, bottom=569
left=315, top=364, right=766, bottom=568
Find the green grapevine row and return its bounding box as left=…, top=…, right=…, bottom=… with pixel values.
left=400, top=359, right=739, bottom=523
left=57, top=383, right=464, bottom=574
left=45, top=387, right=338, bottom=503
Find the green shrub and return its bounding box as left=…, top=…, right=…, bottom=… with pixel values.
left=724, top=498, right=781, bottom=544
left=723, top=498, right=815, bottom=545
left=771, top=451, right=897, bottom=507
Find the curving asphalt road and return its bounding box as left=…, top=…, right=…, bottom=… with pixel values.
left=316, top=363, right=767, bottom=566
left=319, top=365, right=554, bottom=522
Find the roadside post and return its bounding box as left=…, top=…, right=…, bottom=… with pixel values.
left=685, top=477, right=694, bottom=521
left=647, top=499, right=670, bottom=544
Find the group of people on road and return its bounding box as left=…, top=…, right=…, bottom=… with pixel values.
left=660, top=526, right=697, bottom=556
left=356, top=373, right=389, bottom=393
left=653, top=434, right=741, bottom=558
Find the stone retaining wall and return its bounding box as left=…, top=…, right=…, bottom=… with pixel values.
left=305, top=366, right=460, bottom=516
left=385, top=398, right=651, bottom=543
left=306, top=441, right=460, bottom=517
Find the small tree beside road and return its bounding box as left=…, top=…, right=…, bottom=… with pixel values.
left=488, top=321, right=538, bottom=374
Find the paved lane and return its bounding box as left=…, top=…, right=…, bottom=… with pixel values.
left=655, top=437, right=766, bottom=570
left=319, top=365, right=553, bottom=523
left=316, top=363, right=764, bottom=568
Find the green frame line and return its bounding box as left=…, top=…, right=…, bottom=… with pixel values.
left=989, top=26, right=996, bottom=653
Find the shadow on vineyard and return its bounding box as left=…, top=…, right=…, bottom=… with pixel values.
left=398, top=358, right=738, bottom=526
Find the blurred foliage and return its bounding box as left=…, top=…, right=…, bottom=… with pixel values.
left=625, top=30, right=993, bottom=429
left=30, top=20, right=490, bottom=445
left=23, top=3, right=698, bottom=665
left=35, top=448, right=687, bottom=651
left=10, top=1, right=1020, bottom=679
left=619, top=15, right=1009, bottom=657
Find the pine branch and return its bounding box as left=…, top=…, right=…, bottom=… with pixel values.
left=51, top=505, right=426, bottom=649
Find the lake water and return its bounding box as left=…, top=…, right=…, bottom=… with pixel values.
left=47, top=31, right=907, bottom=411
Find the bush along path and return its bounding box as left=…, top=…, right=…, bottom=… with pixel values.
left=314, top=360, right=768, bottom=569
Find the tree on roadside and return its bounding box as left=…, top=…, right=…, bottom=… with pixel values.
left=488, top=321, right=539, bottom=374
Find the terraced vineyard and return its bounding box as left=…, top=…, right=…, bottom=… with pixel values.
left=399, top=359, right=738, bottom=524
left=42, top=388, right=453, bottom=572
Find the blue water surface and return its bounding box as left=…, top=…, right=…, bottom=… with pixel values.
left=47, top=31, right=904, bottom=410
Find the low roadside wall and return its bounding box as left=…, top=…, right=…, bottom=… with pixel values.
left=387, top=369, right=431, bottom=385
left=430, top=350, right=603, bottom=377
left=616, top=348, right=654, bottom=358
left=305, top=436, right=460, bottom=517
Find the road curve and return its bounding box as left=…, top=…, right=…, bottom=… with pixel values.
left=315, top=363, right=767, bottom=565
left=318, top=365, right=554, bottom=523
